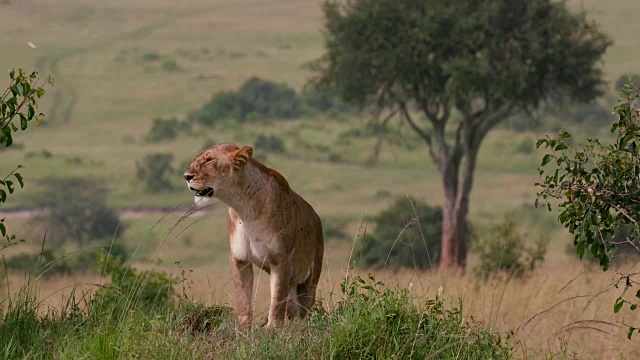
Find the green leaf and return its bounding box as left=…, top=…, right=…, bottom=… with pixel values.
left=600, top=254, right=610, bottom=271
left=555, top=143, right=568, bottom=151
left=5, top=180, right=14, bottom=194
left=541, top=154, right=553, bottom=167
left=0, top=222, right=5, bottom=236
left=636, top=289, right=640, bottom=299
left=20, top=113, right=27, bottom=130
left=13, top=172, right=24, bottom=188
left=576, top=241, right=586, bottom=259
left=628, top=327, right=636, bottom=340
left=614, top=297, right=624, bottom=313
left=9, top=69, right=15, bottom=79
left=620, top=134, right=634, bottom=149
left=631, top=304, right=638, bottom=311
left=0, top=189, right=5, bottom=202
left=27, top=104, right=35, bottom=120
left=590, top=242, right=599, bottom=259
left=3, top=128, right=12, bottom=147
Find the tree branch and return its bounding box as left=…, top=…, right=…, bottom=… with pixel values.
left=397, top=100, right=442, bottom=167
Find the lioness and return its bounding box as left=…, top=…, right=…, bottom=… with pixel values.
left=183, top=144, right=324, bottom=328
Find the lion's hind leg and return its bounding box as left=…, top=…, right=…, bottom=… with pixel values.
left=296, top=240, right=323, bottom=319
left=285, top=286, right=301, bottom=320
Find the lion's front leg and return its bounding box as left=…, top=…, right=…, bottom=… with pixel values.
left=267, top=263, right=290, bottom=328
left=230, top=256, right=254, bottom=327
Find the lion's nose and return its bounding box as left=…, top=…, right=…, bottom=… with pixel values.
left=184, top=174, right=195, bottom=181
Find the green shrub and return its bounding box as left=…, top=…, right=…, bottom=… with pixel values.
left=239, top=77, right=301, bottom=119
left=473, top=214, right=548, bottom=282
left=145, top=117, right=190, bottom=142
left=141, top=52, right=160, bottom=62
left=313, top=275, right=510, bottom=359
left=356, top=197, right=441, bottom=270
left=191, top=77, right=300, bottom=125
left=514, top=137, right=534, bottom=154
left=322, top=218, right=349, bottom=241
left=30, top=178, right=122, bottom=245
left=191, top=77, right=355, bottom=126
left=254, top=134, right=285, bottom=153
left=93, top=256, right=178, bottom=315
left=191, top=91, right=246, bottom=126
left=161, top=59, right=178, bottom=71
left=135, top=153, right=175, bottom=192
left=327, top=152, right=343, bottom=163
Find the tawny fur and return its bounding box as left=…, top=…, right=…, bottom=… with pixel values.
left=184, top=144, right=324, bottom=328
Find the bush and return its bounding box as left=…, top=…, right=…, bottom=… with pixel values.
left=161, top=59, right=178, bottom=71
left=356, top=197, right=441, bottom=270
left=136, top=153, right=175, bottom=192
left=473, top=214, right=548, bottom=282
left=238, top=77, right=301, bottom=120
left=254, top=134, right=285, bottom=153
left=145, top=117, right=190, bottom=143
left=191, top=77, right=353, bottom=126
left=93, top=256, right=178, bottom=313
left=141, top=52, right=160, bottom=62
left=309, top=275, right=510, bottom=359
left=322, top=218, right=349, bottom=241
left=514, top=137, right=534, bottom=154
left=191, top=91, right=246, bottom=126
left=30, top=178, right=122, bottom=246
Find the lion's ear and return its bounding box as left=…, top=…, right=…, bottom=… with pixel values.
left=232, top=145, right=253, bottom=169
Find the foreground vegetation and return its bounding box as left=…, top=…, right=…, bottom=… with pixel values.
left=1, top=261, right=509, bottom=359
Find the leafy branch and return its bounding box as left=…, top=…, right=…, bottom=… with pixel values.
left=536, top=77, right=640, bottom=338
left=1, top=68, right=54, bottom=250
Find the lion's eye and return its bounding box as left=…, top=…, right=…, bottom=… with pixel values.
left=205, top=158, right=217, bottom=166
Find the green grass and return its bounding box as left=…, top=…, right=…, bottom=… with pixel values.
left=0, top=266, right=511, bottom=359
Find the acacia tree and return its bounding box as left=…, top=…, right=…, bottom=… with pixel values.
left=313, top=0, right=610, bottom=269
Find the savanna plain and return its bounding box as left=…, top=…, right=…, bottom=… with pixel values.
left=1, top=0, right=640, bottom=358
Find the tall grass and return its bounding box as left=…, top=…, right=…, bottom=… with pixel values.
left=0, top=268, right=509, bottom=359
left=0, top=212, right=512, bottom=359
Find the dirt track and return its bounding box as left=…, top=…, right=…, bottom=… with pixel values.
left=0, top=206, right=214, bottom=220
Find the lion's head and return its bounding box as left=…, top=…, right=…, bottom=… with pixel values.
left=183, top=144, right=253, bottom=203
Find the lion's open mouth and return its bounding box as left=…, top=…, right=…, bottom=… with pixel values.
left=191, top=187, right=214, bottom=197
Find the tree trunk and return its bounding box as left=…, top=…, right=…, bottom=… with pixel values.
left=438, top=125, right=479, bottom=271
left=439, top=182, right=469, bottom=270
